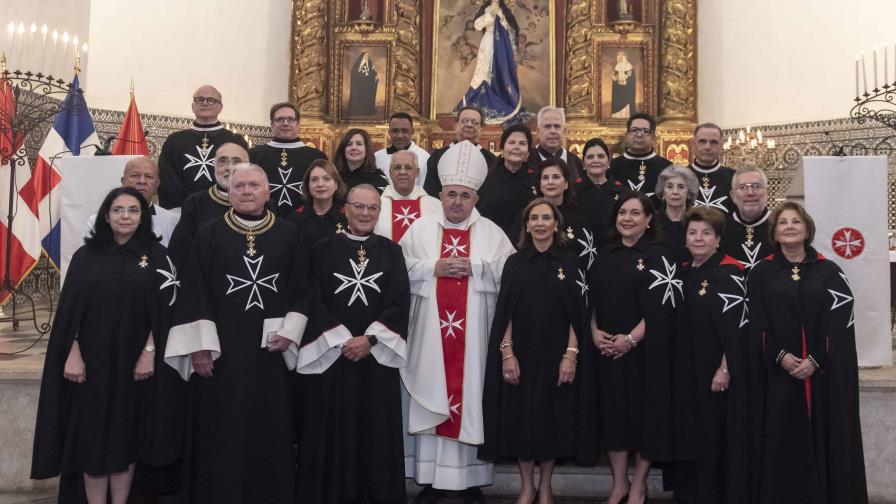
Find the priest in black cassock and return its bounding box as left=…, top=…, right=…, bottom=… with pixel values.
left=527, top=106, right=586, bottom=192
left=608, top=112, right=671, bottom=198
left=423, top=105, right=497, bottom=197
left=249, top=102, right=327, bottom=216
left=157, top=85, right=248, bottom=209
left=720, top=166, right=774, bottom=272
left=166, top=142, right=247, bottom=270
left=689, top=123, right=736, bottom=214
left=164, top=164, right=309, bottom=504
left=296, top=184, right=410, bottom=504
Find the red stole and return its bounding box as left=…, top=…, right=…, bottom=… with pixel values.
left=434, top=227, right=471, bottom=439
left=390, top=198, right=421, bottom=242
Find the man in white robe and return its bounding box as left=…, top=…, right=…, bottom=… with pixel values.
left=375, top=112, right=430, bottom=186
left=375, top=150, right=442, bottom=243
left=400, top=140, right=515, bottom=503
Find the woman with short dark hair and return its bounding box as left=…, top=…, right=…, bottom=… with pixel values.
left=588, top=191, right=678, bottom=504
left=32, top=186, right=178, bottom=504
left=579, top=138, right=622, bottom=247
left=481, top=198, right=596, bottom=504
left=334, top=128, right=390, bottom=193
left=748, top=201, right=868, bottom=503
left=670, top=206, right=751, bottom=504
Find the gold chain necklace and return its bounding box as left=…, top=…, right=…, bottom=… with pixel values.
left=209, top=185, right=230, bottom=206
left=224, top=209, right=275, bottom=256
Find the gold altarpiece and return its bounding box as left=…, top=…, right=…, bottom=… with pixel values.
left=289, top=0, right=697, bottom=162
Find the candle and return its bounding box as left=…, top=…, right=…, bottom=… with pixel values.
left=746, top=125, right=751, bottom=133
left=886, top=46, right=890, bottom=86
left=873, top=45, right=879, bottom=89
left=757, top=130, right=763, bottom=142
left=855, top=56, right=860, bottom=97
left=861, top=52, right=868, bottom=94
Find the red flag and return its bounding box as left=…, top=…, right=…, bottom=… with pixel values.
left=0, top=78, right=25, bottom=164
left=112, top=92, right=149, bottom=155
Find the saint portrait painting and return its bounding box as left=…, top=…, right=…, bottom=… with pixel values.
left=599, top=46, right=646, bottom=122
left=341, top=44, right=389, bottom=121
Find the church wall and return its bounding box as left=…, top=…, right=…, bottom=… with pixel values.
left=84, top=0, right=293, bottom=124
left=697, top=0, right=895, bottom=127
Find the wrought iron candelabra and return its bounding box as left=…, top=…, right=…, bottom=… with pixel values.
left=850, top=46, right=896, bottom=134
left=0, top=54, right=76, bottom=339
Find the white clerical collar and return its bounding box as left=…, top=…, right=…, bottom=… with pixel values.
left=343, top=230, right=372, bottom=241
left=382, top=184, right=427, bottom=201
left=691, top=160, right=721, bottom=174
left=623, top=150, right=657, bottom=161
left=732, top=208, right=770, bottom=228
left=440, top=208, right=481, bottom=230
left=268, top=139, right=306, bottom=149
left=191, top=122, right=224, bottom=132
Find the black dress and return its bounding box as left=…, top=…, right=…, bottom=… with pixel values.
left=479, top=244, right=596, bottom=463
left=672, top=253, right=751, bottom=504
left=32, top=239, right=175, bottom=480
left=340, top=166, right=390, bottom=193
left=579, top=177, right=622, bottom=247
left=655, top=206, right=689, bottom=267
left=477, top=158, right=535, bottom=239
left=748, top=247, right=867, bottom=504
left=587, top=236, right=678, bottom=461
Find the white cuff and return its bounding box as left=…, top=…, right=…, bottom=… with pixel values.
left=164, top=319, right=221, bottom=380
left=408, top=260, right=437, bottom=297
left=296, top=324, right=352, bottom=374
left=366, top=321, right=406, bottom=368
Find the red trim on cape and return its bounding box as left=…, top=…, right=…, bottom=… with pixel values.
left=720, top=255, right=745, bottom=270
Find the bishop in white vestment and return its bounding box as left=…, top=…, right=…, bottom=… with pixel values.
left=400, top=141, right=515, bottom=500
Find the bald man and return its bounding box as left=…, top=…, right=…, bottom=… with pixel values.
left=84, top=156, right=179, bottom=246
left=157, top=85, right=248, bottom=209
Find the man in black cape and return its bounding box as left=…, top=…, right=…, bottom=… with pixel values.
left=164, top=164, right=309, bottom=504
left=249, top=102, right=327, bottom=216
left=422, top=105, right=497, bottom=197
left=295, top=184, right=410, bottom=504
left=688, top=123, right=736, bottom=214
left=608, top=112, right=671, bottom=198
left=720, top=166, right=774, bottom=272
left=527, top=106, right=586, bottom=192
left=167, top=142, right=246, bottom=270
left=157, top=85, right=248, bottom=209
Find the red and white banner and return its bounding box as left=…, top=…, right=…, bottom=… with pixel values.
left=803, top=156, right=891, bottom=366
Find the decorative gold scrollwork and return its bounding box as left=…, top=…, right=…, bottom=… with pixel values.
left=392, top=0, right=421, bottom=114
left=659, top=0, right=697, bottom=123
left=290, top=0, right=329, bottom=115
left=564, top=0, right=593, bottom=116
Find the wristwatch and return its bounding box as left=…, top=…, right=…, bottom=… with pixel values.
left=367, top=335, right=379, bottom=346
left=144, top=343, right=156, bottom=353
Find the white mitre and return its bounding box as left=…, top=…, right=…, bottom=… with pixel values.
left=437, top=140, right=488, bottom=191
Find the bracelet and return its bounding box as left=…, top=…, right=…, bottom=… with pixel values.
left=807, top=355, right=820, bottom=370
left=775, top=350, right=786, bottom=365
left=562, top=353, right=578, bottom=363
left=565, top=347, right=579, bottom=355
left=624, top=334, right=637, bottom=349
left=499, top=340, right=513, bottom=350
left=502, top=353, right=515, bottom=361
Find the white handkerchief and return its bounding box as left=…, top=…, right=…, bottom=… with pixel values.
left=262, top=317, right=300, bottom=371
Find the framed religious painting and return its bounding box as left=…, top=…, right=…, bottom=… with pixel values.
left=596, top=41, right=654, bottom=124
left=604, top=0, right=644, bottom=24
left=429, top=0, right=557, bottom=124
left=336, top=40, right=392, bottom=122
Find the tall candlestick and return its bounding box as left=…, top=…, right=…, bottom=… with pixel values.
left=861, top=52, right=868, bottom=94
left=855, top=56, right=860, bottom=98
left=16, top=22, right=24, bottom=70
left=873, top=45, right=879, bottom=89
left=885, top=46, right=889, bottom=87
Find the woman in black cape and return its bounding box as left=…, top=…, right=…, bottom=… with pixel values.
left=288, top=158, right=349, bottom=252
left=31, top=186, right=178, bottom=503
left=333, top=128, right=389, bottom=193
left=654, top=165, right=699, bottom=266
left=480, top=198, right=596, bottom=504
left=671, top=206, right=751, bottom=503
left=588, top=191, right=678, bottom=504
left=748, top=201, right=867, bottom=503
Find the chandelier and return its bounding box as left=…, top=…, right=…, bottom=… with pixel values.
left=721, top=125, right=777, bottom=169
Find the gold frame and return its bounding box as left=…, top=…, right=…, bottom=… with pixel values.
left=429, top=0, right=556, bottom=119
left=333, top=38, right=394, bottom=123
left=594, top=39, right=656, bottom=123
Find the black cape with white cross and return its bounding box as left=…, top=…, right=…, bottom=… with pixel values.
left=587, top=235, right=679, bottom=463
left=608, top=151, right=672, bottom=199
left=296, top=232, right=410, bottom=504
left=689, top=161, right=736, bottom=214
left=671, top=252, right=750, bottom=504
left=157, top=122, right=247, bottom=209
left=168, top=216, right=309, bottom=504
left=32, top=240, right=181, bottom=480
left=720, top=208, right=774, bottom=273
left=249, top=139, right=327, bottom=216
left=746, top=247, right=867, bottom=503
